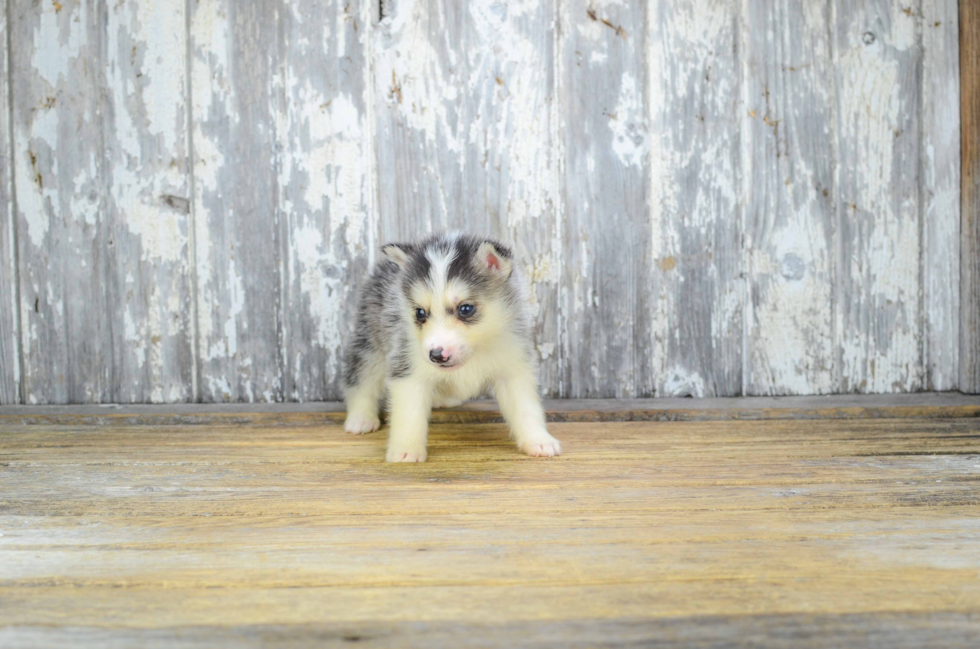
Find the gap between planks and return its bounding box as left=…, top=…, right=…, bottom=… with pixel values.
left=0, top=393, right=978, bottom=427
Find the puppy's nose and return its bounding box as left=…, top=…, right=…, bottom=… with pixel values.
left=429, top=347, right=449, bottom=364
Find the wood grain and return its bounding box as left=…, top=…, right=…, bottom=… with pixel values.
left=460, top=0, right=561, bottom=396
left=10, top=0, right=111, bottom=403
left=561, top=0, right=652, bottom=398
left=191, top=0, right=283, bottom=402
left=372, top=0, right=465, bottom=242
left=834, top=1, right=923, bottom=393
left=647, top=1, right=742, bottom=397
left=0, top=0, right=968, bottom=402
left=922, top=0, right=961, bottom=391
left=103, top=0, right=195, bottom=403
left=2, top=613, right=977, bottom=649
left=962, top=0, right=980, bottom=394
left=741, top=0, right=836, bottom=395
left=1, top=408, right=978, bottom=647
left=0, top=0, right=18, bottom=405
left=277, top=0, right=374, bottom=402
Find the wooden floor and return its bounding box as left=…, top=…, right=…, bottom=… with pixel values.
left=2, top=397, right=980, bottom=647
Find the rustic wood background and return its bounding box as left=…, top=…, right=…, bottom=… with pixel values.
left=0, top=0, right=966, bottom=404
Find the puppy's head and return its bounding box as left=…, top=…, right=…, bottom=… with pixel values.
left=382, top=235, right=513, bottom=371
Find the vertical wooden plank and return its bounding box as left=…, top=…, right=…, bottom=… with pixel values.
left=646, top=1, right=742, bottom=397
left=372, top=0, right=465, bottom=243
left=373, top=0, right=561, bottom=395
left=560, top=0, right=651, bottom=398
left=459, top=0, right=561, bottom=395
left=0, top=0, right=20, bottom=404
left=962, top=0, right=980, bottom=394
left=191, top=0, right=283, bottom=402
left=277, top=0, right=374, bottom=401
left=10, top=0, right=110, bottom=403
left=834, top=1, right=922, bottom=393
left=921, top=0, right=960, bottom=391
left=103, top=0, right=194, bottom=402
left=740, top=0, right=836, bottom=395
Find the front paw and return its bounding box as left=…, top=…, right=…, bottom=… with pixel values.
left=344, top=412, right=381, bottom=435
left=517, top=431, right=562, bottom=458
left=386, top=446, right=428, bottom=463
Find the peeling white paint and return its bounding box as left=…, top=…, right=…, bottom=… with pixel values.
left=190, top=0, right=233, bottom=199
left=377, top=0, right=461, bottom=154
left=537, top=342, right=555, bottom=360
left=522, top=250, right=559, bottom=320
left=14, top=145, right=51, bottom=248
left=107, top=0, right=188, bottom=262
left=609, top=73, right=647, bottom=168
left=647, top=22, right=669, bottom=387
left=280, top=77, right=367, bottom=250
left=467, top=0, right=555, bottom=231
left=207, top=375, right=232, bottom=400
left=15, top=97, right=63, bottom=248
left=274, top=1, right=374, bottom=399
left=291, top=223, right=345, bottom=350
left=920, top=0, right=961, bottom=391
left=124, top=309, right=146, bottom=369
left=2, top=202, right=17, bottom=390
left=5, top=0, right=962, bottom=402
left=32, top=4, right=87, bottom=87
left=129, top=2, right=185, bottom=140
left=646, top=0, right=742, bottom=397
left=190, top=0, right=234, bottom=376
left=738, top=1, right=838, bottom=396
left=222, top=257, right=244, bottom=360
left=123, top=204, right=185, bottom=263
left=662, top=367, right=706, bottom=398
left=838, top=11, right=922, bottom=392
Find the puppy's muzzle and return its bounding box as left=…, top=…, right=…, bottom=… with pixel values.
left=429, top=347, right=450, bottom=364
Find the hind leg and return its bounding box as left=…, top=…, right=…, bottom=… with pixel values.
left=344, top=351, right=386, bottom=435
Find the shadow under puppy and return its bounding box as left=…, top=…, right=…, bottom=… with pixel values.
left=344, top=232, right=562, bottom=462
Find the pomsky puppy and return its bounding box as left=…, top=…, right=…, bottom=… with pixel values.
left=344, top=232, right=562, bottom=462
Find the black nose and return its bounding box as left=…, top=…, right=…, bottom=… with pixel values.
left=429, top=348, right=447, bottom=363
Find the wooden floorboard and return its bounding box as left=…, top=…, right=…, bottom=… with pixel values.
left=1, top=406, right=979, bottom=647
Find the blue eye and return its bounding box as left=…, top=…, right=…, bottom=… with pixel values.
left=415, top=308, right=427, bottom=323
left=457, top=304, right=475, bottom=319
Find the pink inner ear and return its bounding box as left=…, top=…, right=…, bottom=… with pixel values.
left=486, top=251, right=501, bottom=271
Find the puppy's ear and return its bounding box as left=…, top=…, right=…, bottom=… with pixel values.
left=381, top=243, right=412, bottom=269
left=474, top=241, right=513, bottom=279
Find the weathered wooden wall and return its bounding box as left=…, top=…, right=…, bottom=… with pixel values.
left=962, top=0, right=980, bottom=393
left=0, top=0, right=966, bottom=404
left=0, top=0, right=18, bottom=405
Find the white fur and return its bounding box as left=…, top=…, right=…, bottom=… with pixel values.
left=381, top=328, right=561, bottom=462
left=420, top=246, right=468, bottom=364
left=385, top=378, right=432, bottom=462
left=425, top=246, right=455, bottom=298
left=344, top=352, right=385, bottom=434
left=344, top=235, right=561, bottom=462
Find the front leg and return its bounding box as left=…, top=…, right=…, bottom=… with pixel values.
left=494, top=367, right=562, bottom=458
left=385, top=378, right=433, bottom=463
